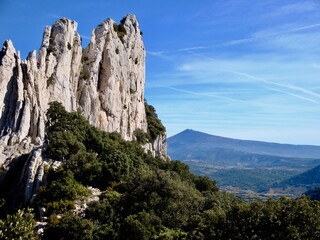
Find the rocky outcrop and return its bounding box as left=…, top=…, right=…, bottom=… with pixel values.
left=21, top=148, right=46, bottom=203
left=152, top=133, right=167, bottom=157
left=78, top=15, right=147, bottom=140
left=0, top=15, right=167, bottom=203
left=0, top=18, right=82, bottom=164
left=142, top=133, right=167, bottom=158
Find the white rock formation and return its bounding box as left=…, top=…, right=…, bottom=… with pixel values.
left=78, top=15, right=147, bottom=140
left=0, top=15, right=167, bottom=203
left=21, top=148, right=46, bottom=203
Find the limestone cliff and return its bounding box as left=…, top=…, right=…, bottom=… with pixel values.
left=78, top=15, right=147, bottom=140
left=0, top=15, right=167, bottom=203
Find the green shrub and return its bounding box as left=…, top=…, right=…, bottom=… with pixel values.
left=0, top=209, right=38, bottom=240
left=145, top=102, right=166, bottom=141
left=113, top=23, right=127, bottom=44
left=133, top=129, right=149, bottom=144
left=45, top=199, right=75, bottom=215
left=38, top=101, right=320, bottom=239
left=121, top=211, right=161, bottom=240
left=43, top=212, right=94, bottom=240
left=45, top=169, right=89, bottom=201
left=100, top=149, right=132, bottom=183
left=67, top=151, right=103, bottom=187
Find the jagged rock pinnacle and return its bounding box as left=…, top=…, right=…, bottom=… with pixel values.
left=0, top=15, right=167, bottom=203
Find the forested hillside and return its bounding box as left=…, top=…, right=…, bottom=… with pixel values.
left=1, top=102, right=320, bottom=239
left=168, top=129, right=320, bottom=199
left=277, top=165, right=320, bottom=189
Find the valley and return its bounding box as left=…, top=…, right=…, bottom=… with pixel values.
left=168, top=129, right=320, bottom=200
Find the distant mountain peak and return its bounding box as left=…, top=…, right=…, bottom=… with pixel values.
left=168, top=129, right=320, bottom=159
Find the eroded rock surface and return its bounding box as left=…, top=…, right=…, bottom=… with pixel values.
left=0, top=15, right=167, bottom=203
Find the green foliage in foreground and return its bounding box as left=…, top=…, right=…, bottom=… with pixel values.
left=2, top=101, right=320, bottom=239
left=0, top=208, right=38, bottom=240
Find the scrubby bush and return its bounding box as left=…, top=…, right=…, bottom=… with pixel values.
left=16, top=101, right=320, bottom=239
left=0, top=209, right=38, bottom=240
left=145, top=102, right=166, bottom=141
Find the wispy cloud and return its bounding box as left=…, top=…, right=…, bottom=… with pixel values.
left=178, top=46, right=206, bottom=52
left=147, top=46, right=206, bottom=57
left=224, top=70, right=320, bottom=103
left=265, top=87, right=319, bottom=104
left=224, top=22, right=320, bottom=47
left=149, top=21, right=320, bottom=58
left=312, top=64, right=320, bottom=69
left=290, top=23, right=320, bottom=32
left=166, top=86, right=245, bottom=103
left=147, top=50, right=166, bottom=56
left=271, top=2, right=318, bottom=16
left=147, top=50, right=175, bottom=61
left=148, top=52, right=320, bottom=105
left=149, top=49, right=320, bottom=107
left=144, top=0, right=320, bottom=144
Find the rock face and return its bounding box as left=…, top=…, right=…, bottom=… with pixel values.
left=0, top=15, right=167, bottom=203
left=78, top=15, right=147, bottom=140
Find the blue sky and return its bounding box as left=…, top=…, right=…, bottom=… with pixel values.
left=1, top=0, right=320, bottom=145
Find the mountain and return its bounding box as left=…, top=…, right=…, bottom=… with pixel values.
left=168, top=129, right=320, bottom=160
left=168, top=129, right=320, bottom=197
left=168, top=129, right=320, bottom=170
left=277, top=165, right=320, bottom=189
left=2, top=89, right=319, bottom=240
left=0, top=15, right=166, bottom=203
left=304, top=188, right=320, bottom=200
left=2, top=16, right=320, bottom=240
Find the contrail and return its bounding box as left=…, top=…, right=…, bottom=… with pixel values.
left=225, top=70, right=320, bottom=100
left=166, top=86, right=245, bottom=103
left=224, top=22, right=320, bottom=46
left=265, top=87, right=319, bottom=104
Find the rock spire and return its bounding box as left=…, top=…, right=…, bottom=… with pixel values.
left=0, top=15, right=167, bottom=202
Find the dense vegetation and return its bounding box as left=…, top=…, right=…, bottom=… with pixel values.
left=189, top=165, right=300, bottom=192
left=277, top=165, right=320, bottom=189
left=145, top=101, right=166, bottom=141
left=1, top=102, right=320, bottom=239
